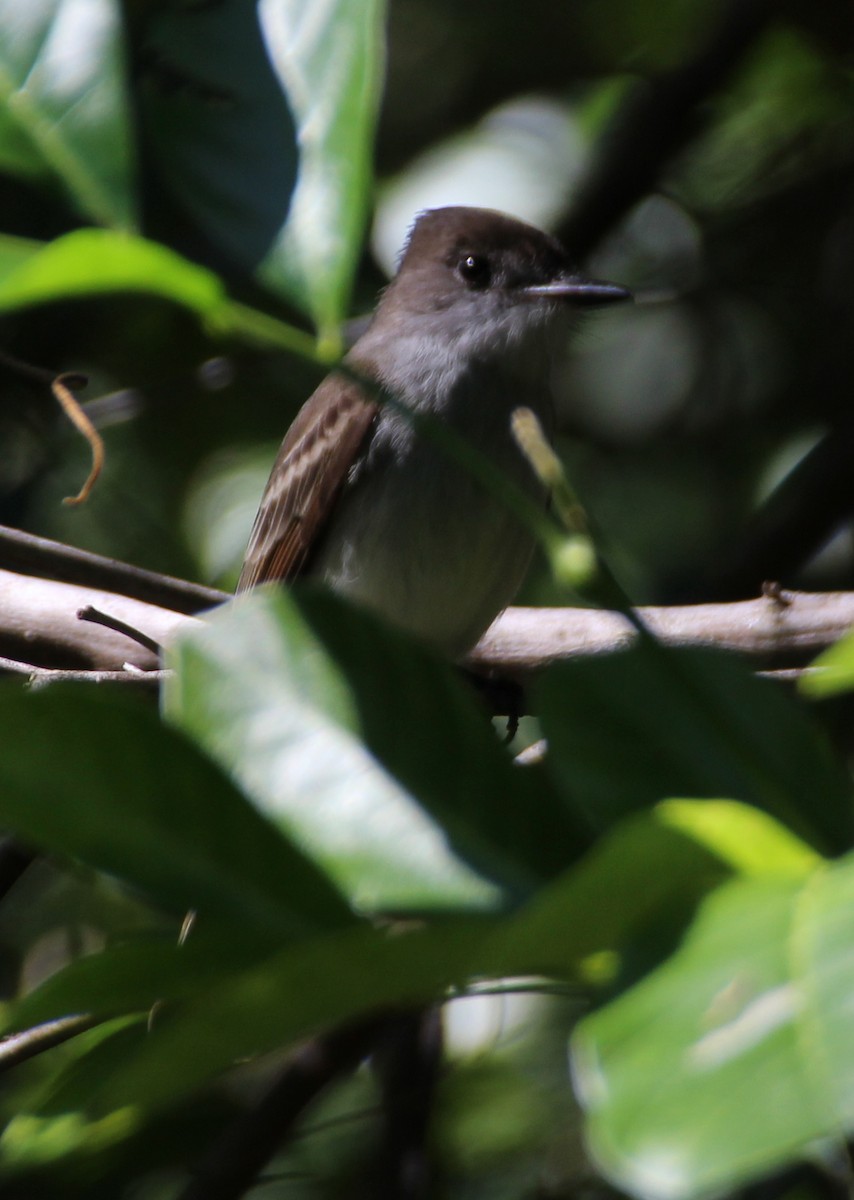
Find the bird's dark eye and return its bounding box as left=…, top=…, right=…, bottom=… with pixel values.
left=457, top=253, right=492, bottom=288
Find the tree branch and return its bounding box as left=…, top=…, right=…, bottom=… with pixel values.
left=372, top=1008, right=443, bottom=1199
left=178, top=1016, right=389, bottom=1200
left=0, top=524, right=224, bottom=615
left=468, top=589, right=854, bottom=674
left=559, top=0, right=775, bottom=257
left=0, top=1015, right=99, bottom=1072
left=0, top=568, right=201, bottom=672
left=1, top=553, right=851, bottom=683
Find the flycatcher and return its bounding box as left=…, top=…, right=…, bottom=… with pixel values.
left=238, top=206, right=630, bottom=656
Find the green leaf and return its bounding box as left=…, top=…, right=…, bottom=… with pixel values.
left=257, top=0, right=387, bottom=341
left=0, top=231, right=44, bottom=275
left=573, top=854, right=854, bottom=1200
left=16, top=798, right=796, bottom=1116
left=81, top=919, right=492, bottom=1113
left=0, top=1098, right=139, bottom=1172
left=125, top=0, right=384, bottom=336
left=656, top=799, right=822, bottom=880
left=286, top=588, right=592, bottom=888
left=536, top=643, right=853, bottom=853
left=0, top=0, right=134, bottom=227
left=0, top=229, right=224, bottom=313
left=64, top=799, right=777, bottom=1114
left=799, top=626, right=854, bottom=699
left=0, top=229, right=320, bottom=358
left=131, top=0, right=298, bottom=275
left=4, top=931, right=271, bottom=1034
left=479, top=803, right=735, bottom=979
left=10, top=804, right=719, bottom=1042
left=165, top=589, right=578, bottom=911
left=0, top=684, right=352, bottom=937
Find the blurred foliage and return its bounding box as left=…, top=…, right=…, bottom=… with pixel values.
left=2, top=593, right=853, bottom=1200
left=1, top=1, right=854, bottom=1199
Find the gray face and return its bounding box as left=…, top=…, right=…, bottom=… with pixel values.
left=375, top=208, right=574, bottom=348
left=363, top=207, right=628, bottom=378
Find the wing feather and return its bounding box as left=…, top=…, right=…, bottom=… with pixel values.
left=236, top=374, right=377, bottom=591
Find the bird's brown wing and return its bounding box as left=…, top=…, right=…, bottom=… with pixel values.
left=236, top=373, right=378, bottom=592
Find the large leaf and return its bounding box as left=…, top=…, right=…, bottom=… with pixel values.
left=22, top=800, right=804, bottom=1116
left=257, top=0, right=386, bottom=339
left=573, top=852, right=854, bottom=1200
left=6, top=800, right=734, bottom=1037
left=0, top=0, right=134, bottom=227
left=536, top=642, right=853, bottom=852
left=131, top=0, right=385, bottom=338
left=0, top=229, right=224, bottom=313
left=285, top=588, right=592, bottom=886
left=0, top=228, right=320, bottom=358
left=130, top=0, right=298, bottom=275
left=165, top=589, right=586, bottom=910
left=0, top=231, right=44, bottom=275
left=488, top=798, right=822, bottom=997
left=0, top=684, right=353, bottom=937
left=65, top=920, right=491, bottom=1114
left=3, top=930, right=277, bottom=1035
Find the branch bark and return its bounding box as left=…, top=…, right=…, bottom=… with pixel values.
left=1, top=522, right=850, bottom=678
left=0, top=1015, right=99, bottom=1072
left=0, top=568, right=200, bottom=673
left=0, top=524, right=223, bottom=614
left=1, top=556, right=851, bottom=681
left=468, top=590, right=854, bottom=674
left=178, top=1016, right=389, bottom=1200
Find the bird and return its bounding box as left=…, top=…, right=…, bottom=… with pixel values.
left=237, top=206, right=630, bottom=657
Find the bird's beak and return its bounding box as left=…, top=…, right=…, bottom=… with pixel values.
left=523, top=277, right=632, bottom=306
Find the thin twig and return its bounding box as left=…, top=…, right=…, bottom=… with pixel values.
left=758, top=667, right=819, bottom=684
left=0, top=1015, right=99, bottom=1072
left=27, top=668, right=171, bottom=690
left=77, top=605, right=163, bottom=655
left=0, top=346, right=59, bottom=386
left=0, top=655, right=170, bottom=688
left=50, top=373, right=105, bottom=506
left=0, top=524, right=226, bottom=614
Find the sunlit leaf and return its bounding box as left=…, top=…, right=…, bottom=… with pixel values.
left=0, top=228, right=320, bottom=358
left=574, top=854, right=854, bottom=1200
left=799, top=626, right=854, bottom=700
left=165, top=589, right=559, bottom=911
left=257, top=0, right=386, bottom=341
left=656, top=799, right=821, bottom=879
left=0, top=231, right=44, bottom=275
left=0, top=229, right=223, bottom=313
left=0, top=0, right=134, bottom=227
